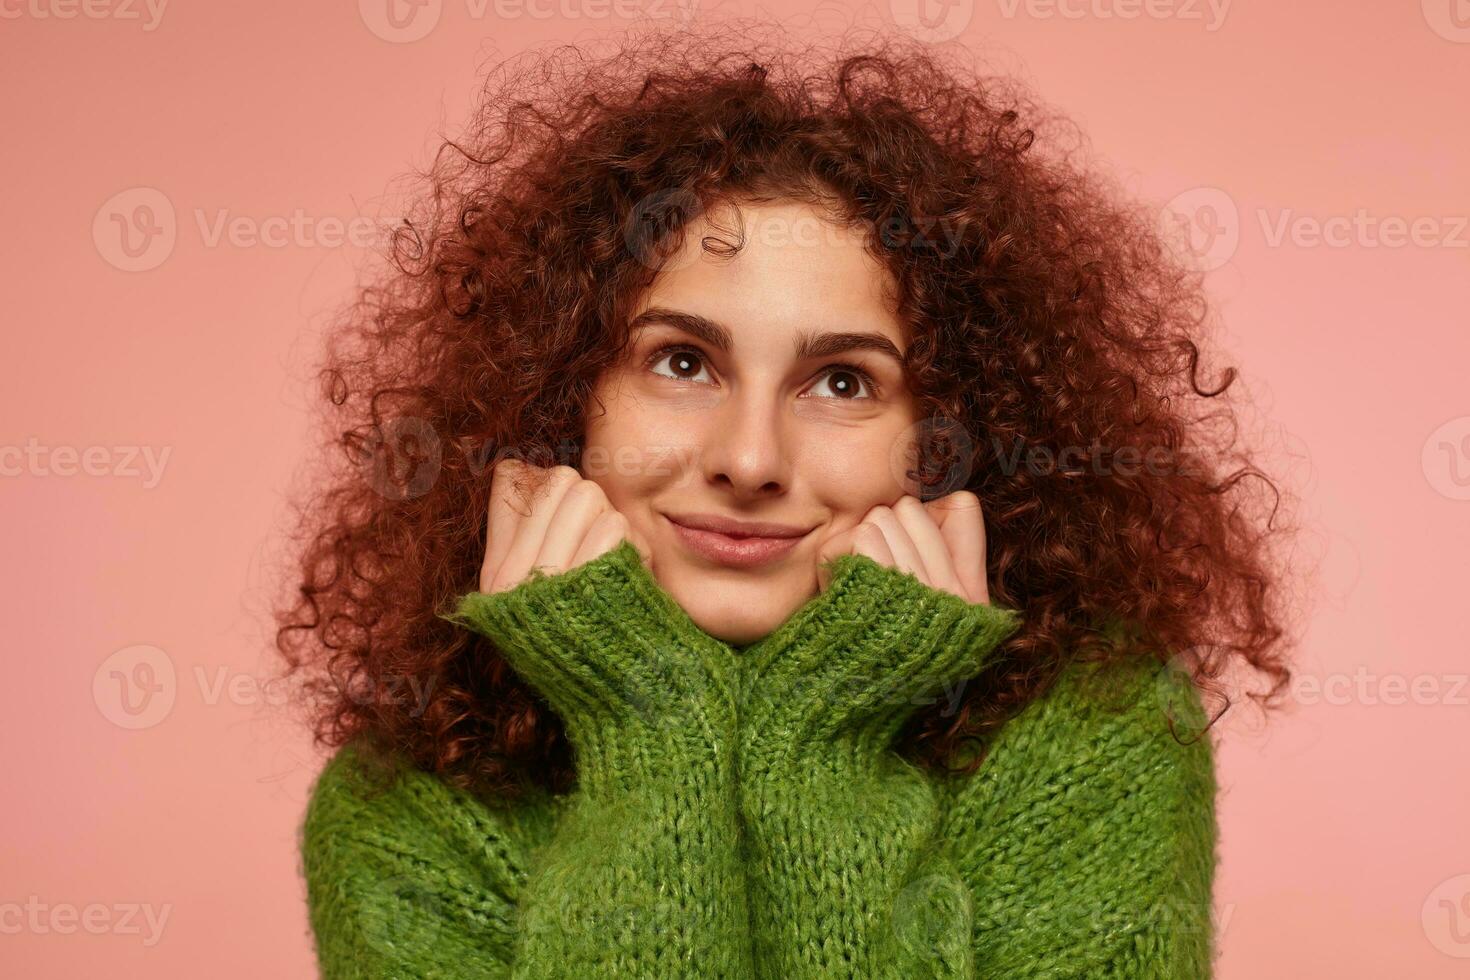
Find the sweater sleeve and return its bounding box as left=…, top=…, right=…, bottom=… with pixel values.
left=735, top=554, right=1219, bottom=979
left=735, top=552, right=1021, bottom=978
left=940, top=653, right=1220, bottom=978
left=301, top=538, right=755, bottom=979
left=300, top=741, right=542, bottom=978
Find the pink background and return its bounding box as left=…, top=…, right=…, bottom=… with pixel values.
left=4, top=1, right=1468, bottom=976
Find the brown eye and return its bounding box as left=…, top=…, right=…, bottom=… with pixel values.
left=807, top=365, right=877, bottom=401
left=647, top=345, right=714, bottom=385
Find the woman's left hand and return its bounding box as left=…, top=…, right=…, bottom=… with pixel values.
left=814, top=491, right=990, bottom=604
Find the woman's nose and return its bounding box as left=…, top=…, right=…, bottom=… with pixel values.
left=699, top=390, right=793, bottom=496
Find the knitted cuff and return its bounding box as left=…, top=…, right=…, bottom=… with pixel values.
left=739, top=552, right=1021, bottom=766
left=439, top=538, right=741, bottom=775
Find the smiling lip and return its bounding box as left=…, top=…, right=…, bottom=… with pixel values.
left=664, top=513, right=813, bottom=568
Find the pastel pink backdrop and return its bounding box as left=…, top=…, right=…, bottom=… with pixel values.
left=3, top=2, right=1467, bottom=976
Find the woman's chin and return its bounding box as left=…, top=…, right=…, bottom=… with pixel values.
left=672, top=590, right=793, bottom=648
left=685, top=607, right=772, bottom=647
left=649, top=550, right=818, bottom=645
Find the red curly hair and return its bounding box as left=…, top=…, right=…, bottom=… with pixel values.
left=274, top=24, right=1296, bottom=800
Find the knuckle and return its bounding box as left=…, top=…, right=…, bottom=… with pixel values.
left=588, top=506, right=622, bottom=530
left=565, top=478, right=606, bottom=504
left=947, top=490, right=981, bottom=510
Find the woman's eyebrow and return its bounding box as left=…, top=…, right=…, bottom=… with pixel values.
left=628, top=307, right=905, bottom=362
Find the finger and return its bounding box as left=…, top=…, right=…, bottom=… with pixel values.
left=536, top=478, right=611, bottom=573
left=892, top=495, right=967, bottom=601
left=483, top=457, right=531, bottom=583
left=815, top=520, right=890, bottom=592
left=853, top=520, right=895, bottom=568
left=863, top=504, right=929, bottom=585
left=492, top=465, right=580, bottom=592
left=570, top=511, right=655, bottom=578
left=570, top=508, right=630, bottom=569
left=625, top=522, right=655, bottom=570
left=925, top=491, right=987, bottom=603
left=815, top=522, right=852, bottom=593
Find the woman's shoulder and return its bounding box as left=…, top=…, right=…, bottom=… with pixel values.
left=299, top=741, right=561, bottom=973
left=940, top=649, right=1219, bottom=807
left=302, top=739, right=563, bottom=870
left=1022, top=650, right=1216, bottom=745
left=934, top=650, right=1222, bottom=974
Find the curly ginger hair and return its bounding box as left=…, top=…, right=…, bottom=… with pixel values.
left=274, top=24, right=1296, bottom=800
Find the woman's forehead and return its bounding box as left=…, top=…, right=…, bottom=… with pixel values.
left=636, top=201, right=904, bottom=348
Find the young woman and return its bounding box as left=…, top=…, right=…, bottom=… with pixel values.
left=276, top=25, right=1293, bottom=979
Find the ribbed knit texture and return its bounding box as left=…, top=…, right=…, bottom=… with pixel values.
left=300, top=538, right=1220, bottom=978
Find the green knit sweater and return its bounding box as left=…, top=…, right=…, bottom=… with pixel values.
left=299, top=538, right=1219, bottom=978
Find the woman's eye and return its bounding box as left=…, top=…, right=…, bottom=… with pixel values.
left=648, top=346, right=714, bottom=384
left=806, top=366, right=877, bottom=401
left=646, top=345, right=877, bottom=400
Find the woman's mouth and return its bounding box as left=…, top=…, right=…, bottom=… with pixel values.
left=664, top=515, right=807, bottom=568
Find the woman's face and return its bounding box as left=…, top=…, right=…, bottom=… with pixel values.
left=582, top=198, right=922, bottom=646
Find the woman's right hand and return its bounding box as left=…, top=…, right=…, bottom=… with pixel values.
left=479, top=458, right=653, bottom=595
left=459, top=457, right=738, bottom=743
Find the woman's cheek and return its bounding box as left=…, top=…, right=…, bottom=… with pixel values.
left=797, top=430, right=910, bottom=520
left=584, top=379, right=698, bottom=484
